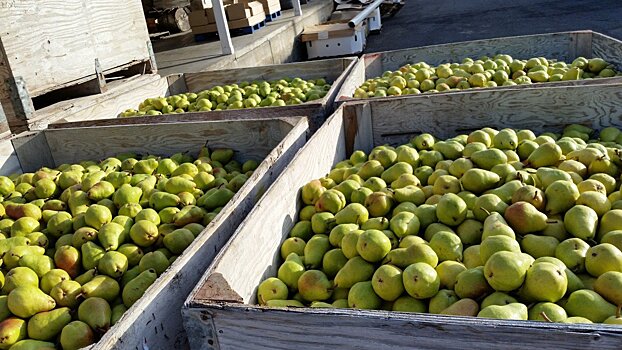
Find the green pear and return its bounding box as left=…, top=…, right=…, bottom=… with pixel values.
left=403, top=262, right=440, bottom=299
left=122, top=268, right=157, bottom=307
left=460, top=169, right=500, bottom=194
left=481, top=291, right=518, bottom=308
left=74, top=269, right=97, bottom=286
left=536, top=168, right=572, bottom=189
left=585, top=243, right=622, bottom=277
left=78, top=297, right=111, bottom=333
left=471, top=149, right=507, bottom=170
left=481, top=213, right=515, bottom=240
left=347, top=281, right=381, bottom=310
left=8, top=287, right=55, bottom=318
left=50, top=280, right=81, bottom=308
left=521, top=234, right=559, bottom=258
left=479, top=235, right=521, bottom=263
left=6, top=339, right=55, bottom=350
left=565, top=289, right=616, bottom=322
left=383, top=243, right=438, bottom=268
left=149, top=191, right=181, bottom=211
left=392, top=295, right=427, bottom=312
left=298, top=270, right=332, bottom=301
left=87, top=181, right=115, bottom=201
left=454, top=267, right=493, bottom=299
left=60, top=320, right=96, bottom=350
left=3, top=245, right=45, bottom=269
left=46, top=212, right=73, bottom=237
left=334, top=256, right=375, bottom=288
left=478, top=303, right=527, bottom=320
left=528, top=302, right=567, bottom=322
left=334, top=203, right=368, bottom=225
left=360, top=217, right=389, bottom=231
left=112, top=184, right=142, bottom=207
left=521, top=262, right=567, bottom=302
left=545, top=180, right=579, bottom=215
left=27, top=307, right=72, bottom=341
left=371, top=264, right=404, bottom=301
left=163, top=228, right=195, bottom=255
left=72, top=226, right=98, bottom=248
left=39, top=269, right=70, bottom=294
left=428, top=289, right=459, bottom=314
left=265, top=300, right=304, bottom=308
left=0, top=318, right=27, bottom=349
left=463, top=245, right=483, bottom=268
left=440, top=298, right=479, bottom=317
left=356, top=229, right=391, bottom=263
left=484, top=251, right=531, bottom=292
left=564, top=205, right=599, bottom=240
left=17, top=255, right=53, bottom=278
left=278, top=260, right=305, bottom=290
left=129, top=220, right=159, bottom=247
left=138, top=251, right=170, bottom=275
left=594, top=271, right=622, bottom=306
left=555, top=238, right=590, bottom=273
left=341, top=229, right=364, bottom=259
left=322, top=249, right=348, bottom=278
left=511, top=185, right=546, bottom=211
left=526, top=143, right=563, bottom=168
left=81, top=275, right=120, bottom=302
left=503, top=201, right=547, bottom=234
left=472, top=194, right=508, bottom=221
left=328, top=224, right=359, bottom=248
left=388, top=212, right=420, bottom=238
left=364, top=191, right=393, bottom=217
left=280, top=237, right=306, bottom=258
left=111, top=304, right=128, bottom=326
left=84, top=204, right=112, bottom=230
left=436, top=193, right=467, bottom=226
left=98, top=251, right=129, bottom=278
left=598, top=209, right=622, bottom=240
left=81, top=241, right=105, bottom=270
left=304, top=234, right=330, bottom=269
left=456, top=219, right=484, bottom=245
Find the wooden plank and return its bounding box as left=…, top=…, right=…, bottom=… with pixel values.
left=183, top=86, right=622, bottom=349
left=591, top=32, right=622, bottom=70
left=187, top=106, right=346, bottom=309
left=0, top=0, right=151, bottom=97
left=334, top=30, right=622, bottom=104
left=367, top=83, right=622, bottom=146
left=29, top=74, right=170, bottom=130
left=0, top=134, right=21, bottom=176
left=92, top=118, right=309, bottom=350
left=41, top=119, right=291, bottom=166
left=11, top=132, right=54, bottom=173
left=184, top=305, right=622, bottom=350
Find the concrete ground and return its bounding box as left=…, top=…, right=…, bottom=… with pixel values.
left=366, top=0, right=622, bottom=53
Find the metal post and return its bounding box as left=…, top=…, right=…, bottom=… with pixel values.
left=212, top=0, right=234, bottom=55
left=293, top=0, right=302, bottom=16
left=348, top=0, right=383, bottom=28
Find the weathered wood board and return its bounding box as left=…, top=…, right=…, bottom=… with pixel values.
left=0, top=0, right=155, bottom=133
left=336, top=30, right=622, bottom=104
left=0, top=117, right=311, bottom=350
left=46, top=57, right=358, bottom=132
left=183, top=84, right=622, bottom=350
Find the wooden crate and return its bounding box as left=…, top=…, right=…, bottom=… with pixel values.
left=0, top=117, right=310, bottom=350
left=336, top=30, right=622, bottom=104
left=0, top=0, right=156, bottom=133
left=43, top=57, right=358, bottom=132
left=183, top=84, right=622, bottom=350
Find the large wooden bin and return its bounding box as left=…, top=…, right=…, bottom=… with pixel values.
left=0, top=0, right=156, bottom=133
left=336, top=30, right=622, bottom=104
left=182, top=84, right=622, bottom=350
left=42, top=57, right=358, bottom=132
left=0, top=117, right=310, bottom=349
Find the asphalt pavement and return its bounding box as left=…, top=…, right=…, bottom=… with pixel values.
left=366, top=0, right=622, bottom=52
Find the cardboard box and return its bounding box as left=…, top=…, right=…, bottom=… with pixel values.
left=228, top=11, right=265, bottom=29
left=247, top=1, right=265, bottom=16
left=189, top=8, right=216, bottom=26
left=226, top=3, right=252, bottom=20
left=190, top=0, right=213, bottom=10
left=258, top=0, right=281, bottom=14
left=191, top=23, right=217, bottom=34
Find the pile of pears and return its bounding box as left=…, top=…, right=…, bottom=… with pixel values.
left=119, top=77, right=331, bottom=117
left=257, top=123, right=622, bottom=326
left=0, top=146, right=258, bottom=349
left=352, top=55, right=621, bottom=98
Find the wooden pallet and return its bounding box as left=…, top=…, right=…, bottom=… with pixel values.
left=266, top=10, right=282, bottom=22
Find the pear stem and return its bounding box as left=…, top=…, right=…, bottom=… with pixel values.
left=617, top=305, right=621, bottom=319
left=540, top=311, right=553, bottom=323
